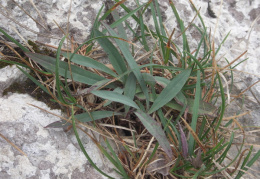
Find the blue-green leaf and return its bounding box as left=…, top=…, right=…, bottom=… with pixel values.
left=135, top=110, right=173, bottom=159
left=75, top=111, right=121, bottom=123
left=92, top=90, right=140, bottom=109
left=26, top=52, right=105, bottom=85
left=188, top=67, right=201, bottom=155
left=101, top=23, right=150, bottom=109
left=124, top=72, right=136, bottom=114
left=94, top=30, right=127, bottom=82
left=148, top=69, right=191, bottom=114
left=62, top=52, right=117, bottom=77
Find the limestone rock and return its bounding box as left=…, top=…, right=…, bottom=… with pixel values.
left=0, top=65, right=27, bottom=96
left=0, top=93, right=119, bottom=179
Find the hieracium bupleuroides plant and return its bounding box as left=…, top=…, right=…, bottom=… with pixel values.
left=1, top=0, right=259, bottom=178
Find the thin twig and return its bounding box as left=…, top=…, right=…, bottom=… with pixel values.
left=0, top=132, right=27, bottom=156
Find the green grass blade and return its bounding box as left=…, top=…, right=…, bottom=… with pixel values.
left=215, top=31, right=231, bottom=56
left=101, top=22, right=150, bottom=109
left=96, top=144, right=120, bottom=173
left=150, top=1, right=166, bottom=59
left=135, top=110, right=173, bottom=159
left=135, top=0, right=149, bottom=51
left=61, top=68, right=76, bottom=104
left=189, top=2, right=206, bottom=33
left=236, top=149, right=260, bottom=179
left=216, top=132, right=234, bottom=164
left=194, top=30, right=207, bottom=59
left=192, top=165, right=206, bottom=179
left=142, top=73, right=156, bottom=86
left=25, top=52, right=105, bottom=85
left=148, top=68, right=191, bottom=114
left=124, top=72, right=136, bottom=114
left=71, top=106, right=114, bottom=179
left=90, top=4, right=104, bottom=36
left=188, top=67, right=201, bottom=155
left=154, top=0, right=167, bottom=37
left=198, top=117, right=206, bottom=138
left=108, top=2, right=127, bottom=41
left=92, top=90, right=140, bottom=109
left=236, top=146, right=253, bottom=176
left=145, top=143, right=159, bottom=165
left=86, top=5, right=104, bottom=53
left=215, top=72, right=226, bottom=131
left=186, top=51, right=205, bottom=78
left=109, top=3, right=146, bottom=34
left=0, top=60, right=51, bottom=76
left=104, top=87, right=124, bottom=107
left=17, top=66, right=50, bottom=95
left=75, top=111, right=121, bottom=123
left=0, top=59, right=30, bottom=68
left=0, top=28, right=29, bottom=52
left=105, top=140, right=129, bottom=178
left=154, top=0, right=174, bottom=62
left=114, top=0, right=154, bottom=36
left=168, top=0, right=190, bottom=64
left=62, top=52, right=117, bottom=77
left=136, top=91, right=216, bottom=117
left=55, top=36, right=68, bottom=104
left=94, top=30, right=127, bottom=82
left=93, top=140, right=125, bottom=177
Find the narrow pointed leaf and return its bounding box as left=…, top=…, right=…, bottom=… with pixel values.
left=62, top=52, right=117, bottom=77
left=142, top=73, right=156, bottom=86
left=75, top=111, right=121, bottom=123
left=17, top=66, right=50, bottom=95
left=108, top=1, right=128, bottom=40
left=136, top=92, right=216, bottom=117
left=148, top=69, right=191, bottom=114
left=102, top=23, right=149, bottom=108
left=109, top=3, right=146, bottom=30
left=26, top=52, right=105, bottom=85
left=235, top=149, right=260, bottom=179
left=71, top=107, right=114, bottom=179
left=104, top=87, right=124, bottom=107
left=0, top=28, right=29, bottom=52
left=135, top=110, right=173, bottom=159
left=94, top=30, right=127, bottom=82
left=44, top=120, right=71, bottom=129
left=92, top=90, right=140, bottom=109
left=178, top=122, right=188, bottom=159
left=189, top=68, right=202, bottom=154
left=72, top=79, right=112, bottom=96
left=124, top=72, right=136, bottom=114
left=154, top=76, right=187, bottom=106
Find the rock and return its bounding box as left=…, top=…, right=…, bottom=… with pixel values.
left=0, top=66, right=119, bottom=178
left=0, top=93, right=119, bottom=179
left=0, top=0, right=103, bottom=45
left=0, top=65, right=27, bottom=96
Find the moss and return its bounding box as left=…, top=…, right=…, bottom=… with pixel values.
left=0, top=45, right=23, bottom=69
left=2, top=40, right=62, bottom=110
left=27, top=40, right=56, bottom=57
left=0, top=60, right=9, bottom=68
left=28, top=40, right=41, bottom=53
left=1, top=40, right=56, bottom=70
left=3, top=78, right=61, bottom=110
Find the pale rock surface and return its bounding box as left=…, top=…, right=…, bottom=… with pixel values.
left=0, top=0, right=259, bottom=178
left=0, top=65, right=27, bottom=96
left=0, top=91, right=119, bottom=179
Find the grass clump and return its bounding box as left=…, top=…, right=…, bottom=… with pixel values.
left=1, top=0, right=259, bottom=178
